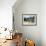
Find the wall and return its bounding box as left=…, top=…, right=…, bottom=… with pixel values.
left=41, top=0, right=46, bottom=46
left=0, top=0, right=16, bottom=30
left=13, top=0, right=41, bottom=46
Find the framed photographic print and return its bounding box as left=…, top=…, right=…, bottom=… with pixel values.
left=22, top=14, right=37, bottom=26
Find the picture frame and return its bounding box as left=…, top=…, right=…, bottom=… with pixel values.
left=22, top=14, right=37, bottom=26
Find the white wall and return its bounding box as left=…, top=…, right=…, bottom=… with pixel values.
left=41, top=0, right=46, bottom=46
left=13, top=0, right=41, bottom=46
left=0, top=0, right=16, bottom=30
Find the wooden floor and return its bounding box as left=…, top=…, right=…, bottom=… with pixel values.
left=0, top=39, right=16, bottom=46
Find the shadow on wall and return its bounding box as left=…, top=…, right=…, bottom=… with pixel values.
left=12, top=0, right=41, bottom=46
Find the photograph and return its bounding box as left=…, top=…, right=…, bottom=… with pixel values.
left=22, top=14, right=37, bottom=26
